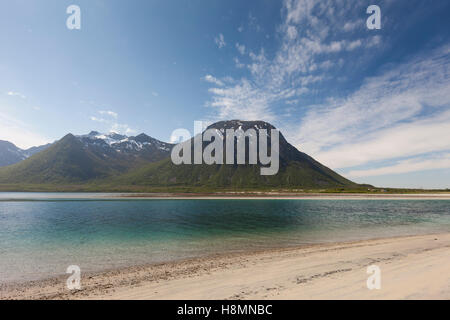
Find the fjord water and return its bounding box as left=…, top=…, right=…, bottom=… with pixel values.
left=0, top=194, right=449, bottom=284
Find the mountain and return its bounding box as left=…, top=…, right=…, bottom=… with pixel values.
left=0, top=140, right=51, bottom=167
left=113, top=120, right=356, bottom=190
left=0, top=132, right=173, bottom=184
left=77, top=131, right=172, bottom=163
left=22, top=143, right=52, bottom=158
left=0, top=121, right=357, bottom=190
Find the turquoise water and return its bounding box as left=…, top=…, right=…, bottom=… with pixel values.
left=0, top=193, right=449, bottom=284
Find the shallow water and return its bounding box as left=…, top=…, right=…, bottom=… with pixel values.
left=0, top=193, right=449, bottom=283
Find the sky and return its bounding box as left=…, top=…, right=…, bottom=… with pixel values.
left=0, top=0, right=449, bottom=189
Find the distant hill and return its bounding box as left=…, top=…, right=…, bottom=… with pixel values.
left=0, top=132, right=173, bottom=184
left=0, top=140, right=51, bottom=167
left=0, top=121, right=357, bottom=190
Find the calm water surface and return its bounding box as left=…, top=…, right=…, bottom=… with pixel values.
left=0, top=193, right=449, bottom=283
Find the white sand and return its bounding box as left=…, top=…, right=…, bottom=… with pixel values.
left=2, top=233, right=449, bottom=300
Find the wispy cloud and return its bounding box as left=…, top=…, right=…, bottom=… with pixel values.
left=248, top=12, right=261, bottom=32
left=111, top=123, right=136, bottom=135
left=6, top=91, right=26, bottom=99
left=90, top=116, right=107, bottom=123
left=236, top=43, right=246, bottom=55
left=204, top=0, right=379, bottom=122
left=295, top=45, right=450, bottom=169
left=313, top=109, right=450, bottom=169
left=99, top=110, right=118, bottom=118
left=202, top=75, right=224, bottom=86
left=203, top=0, right=450, bottom=179
left=346, top=153, right=450, bottom=178
left=90, top=110, right=135, bottom=135
left=343, top=19, right=363, bottom=32
left=206, top=79, right=278, bottom=121
left=233, top=57, right=245, bottom=69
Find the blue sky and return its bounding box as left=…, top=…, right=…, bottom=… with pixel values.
left=0, top=0, right=449, bottom=188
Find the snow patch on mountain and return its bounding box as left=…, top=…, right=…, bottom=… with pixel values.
left=76, top=132, right=172, bottom=153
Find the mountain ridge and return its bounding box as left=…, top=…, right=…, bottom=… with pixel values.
left=0, top=131, right=173, bottom=183
left=0, top=140, right=51, bottom=167
left=0, top=121, right=358, bottom=190
left=113, top=120, right=356, bottom=189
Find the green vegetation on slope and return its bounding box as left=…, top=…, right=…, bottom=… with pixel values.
left=0, top=120, right=360, bottom=191
left=0, top=134, right=119, bottom=184
left=111, top=156, right=356, bottom=189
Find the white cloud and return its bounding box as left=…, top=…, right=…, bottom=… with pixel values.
left=248, top=13, right=261, bottom=32
left=343, top=20, right=362, bottom=32
left=214, top=33, right=226, bottom=48
left=203, top=75, right=224, bottom=86
left=207, top=79, right=276, bottom=121
left=286, top=26, right=297, bottom=40
left=294, top=45, right=450, bottom=169
left=346, top=154, right=450, bottom=178
left=347, top=39, right=362, bottom=50
left=235, top=43, right=246, bottom=55
left=99, top=110, right=118, bottom=118
left=203, top=0, right=450, bottom=181
left=110, top=123, right=135, bottom=135
left=152, top=91, right=159, bottom=97
left=234, top=57, right=245, bottom=69
left=313, top=110, right=450, bottom=169
left=90, top=116, right=107, bottom=123
left=6, top=91, right=26, bottom=99
left=90, top=111, right=135, bottom=135
left=204, top=0, right=372, bottom=123
left=367, top=35, right=382, bottom=47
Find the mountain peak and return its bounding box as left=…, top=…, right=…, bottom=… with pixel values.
left=0, top=121, right=356, bottom=189
left=133, top=133, right=151, bottom=142
left=207, top=120, right=276, bottom=132
left=63, top=133, right=76, bottom=140
left=107, top=132, right=127, bottom=141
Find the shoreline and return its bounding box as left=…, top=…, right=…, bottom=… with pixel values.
left=2, top=232, right=449, bottom=300
left=1, top=192, right=450, bottom=201
left=116, top=192, right=450, bottom=200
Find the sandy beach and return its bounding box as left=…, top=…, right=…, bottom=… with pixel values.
left=1, top=233, right=449, bottom=300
